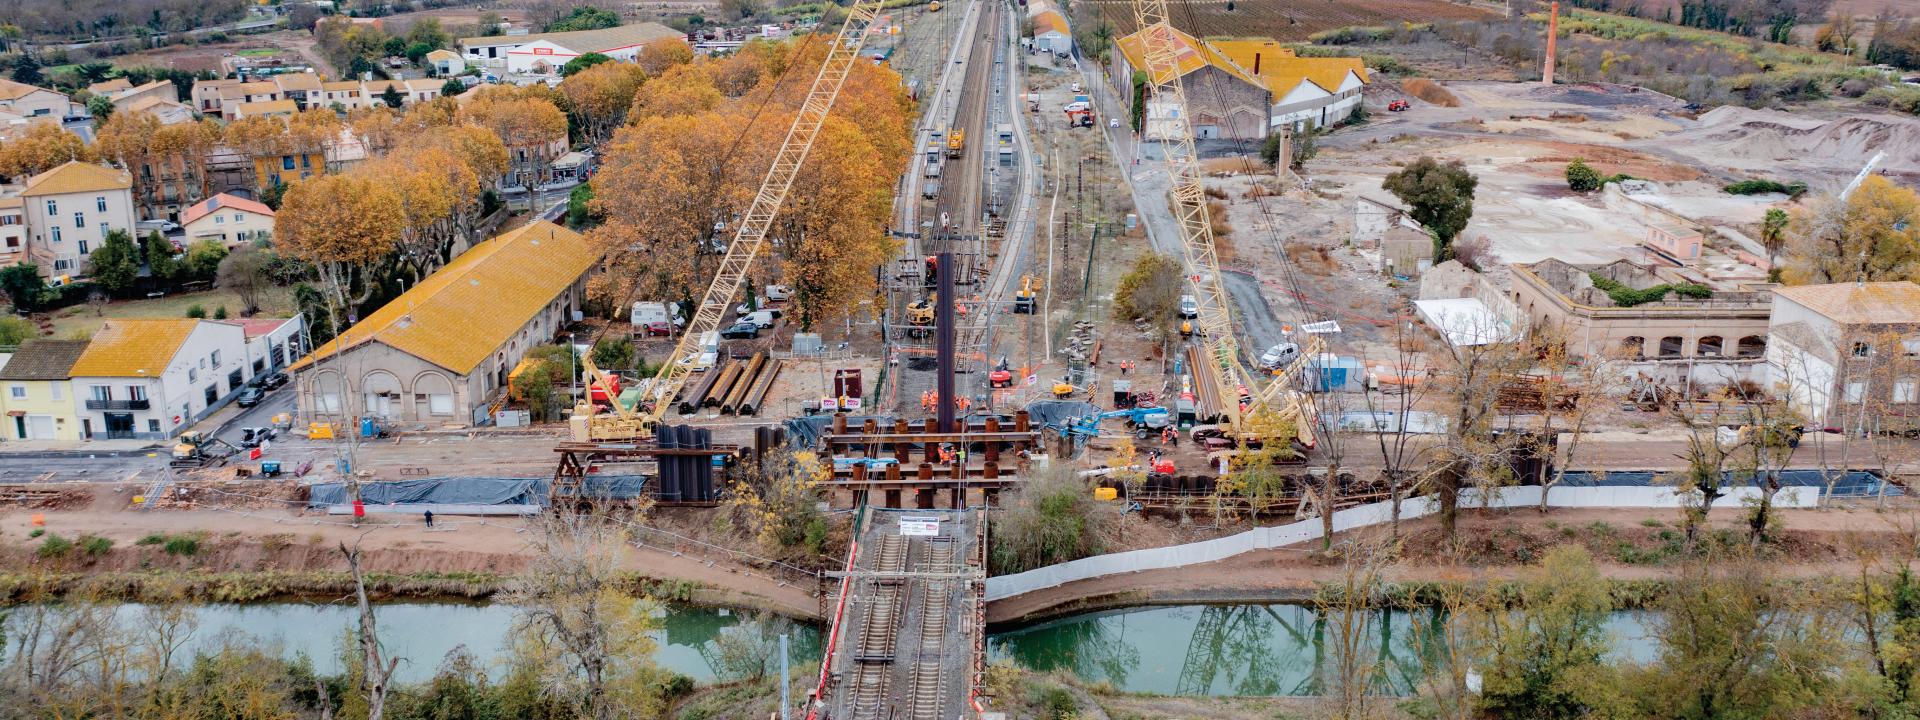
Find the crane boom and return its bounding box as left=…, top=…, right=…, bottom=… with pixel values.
left=1131, top=0, right=1318, bottom=446
left=577, top=0, right=886, bottom=440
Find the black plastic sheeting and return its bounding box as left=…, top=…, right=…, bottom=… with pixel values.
left=1556, top=470, right=1900, bottom=498
left=1023, top=400, right=1100, bottom=428
left=782, top=415, right=893, bottom=448
left=305, top=475, right=649, bottom=508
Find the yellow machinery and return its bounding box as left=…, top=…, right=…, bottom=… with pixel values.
left=945, top=128, right=964, bottom=158
left=907, top=292, right=937, bottom=326
left=575, top=0, right=889, bottom=441
left=1013, top=274, right=1040, bottom=313
left=928, top=0, right=941, bottom=10
left=1131, top=0, right=1321, bottom=448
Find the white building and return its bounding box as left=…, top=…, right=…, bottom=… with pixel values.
left=69, top=318, right=252, bottom=439
left=234, top=316, right=306, bottom=375
left=427, top=48, right=468, bottom=76
left=20, top=162, right=137, bottom=278
left=0, top=196, right=26, bottom=268
left=458, top=23, right=682, bottom=79
left=1767, top=282, right=1920, bottom=430
left=181, top=193, right=275, bottom=247
left=1031, top=10, right=1072, bottom=55
left=1212, top=39, right=1370, bottom=133
left=0, top=78, right=76, bottom=120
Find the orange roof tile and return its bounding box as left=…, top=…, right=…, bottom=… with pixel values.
left=1113, top=25, right=1262, bottom=87
left=291, top=221, right=599, bottom=375
left=181, top=193, right=275, bottom=226
left=22, top=162, right=131, bottom=197
left=69, top=319, right=198, bottom=377
left=1774, top=282, right=1920, bottom=325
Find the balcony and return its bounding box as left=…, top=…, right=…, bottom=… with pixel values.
left=85, top=399, right=150, bottom=411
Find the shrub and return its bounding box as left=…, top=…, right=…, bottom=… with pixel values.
left=1037, top=687, right=1078, bottom=719
left=1566, top=159, right=1602, bottom=192
left=136, top=533, right=164, bottom=546
left=1588, top=273, right=1711, bottom=307
left=37, top=534, right=73, bottom=558
left=79, top=534, right=112, bottom=556
left=1723, top=178, right=1808, bottom=197
left=163, top=535, right=200, bottom=556
left=185, top=304, right=206, bottom=319
left=990, top=467, right=1114, bottom=575
left=28, top=528, right=43, bottom=538
left=212, top=305, right=228, bottom=320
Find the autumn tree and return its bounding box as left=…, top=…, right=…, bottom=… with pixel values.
left=628, top=64, right=724, bottom=120
left=1383, top=156, right=1478, bottom=261
left=1419, top=319, right=1535, bottom=544
left=1783, top=175, right=1920, bottom=284
left=0, top=123, right=91, bottom=178
left=561, top=60, right=648, bottom=145
left=1478, top=546, right=1624, bottom=719
left=772, top=116, right=903, bottom=329
left=711, top=39, right=793, bottom=96
left=460, top=88, right=568, bottom=207
left=275, top=174, right=404, bottom=335
left=635, top=37, right=694, bottom=76
left=216, top=245, right=274, bottom=315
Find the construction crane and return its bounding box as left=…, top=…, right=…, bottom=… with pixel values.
left=1130, top=0, right=1321, bottom=448
left=572, top=0, right=888, bottom=441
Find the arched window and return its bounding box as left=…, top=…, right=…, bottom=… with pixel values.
left=414, top=372, right=456, bottom=417
left=1658, top=336, right=1684, bottom=358
left=1697, top=336, right=1724, bottom=357
left=1736, top=335, right=1767, bottom=357
left=1619, top=336, right=1645, bottom=359
left=362, top=370, right=401, bottom=418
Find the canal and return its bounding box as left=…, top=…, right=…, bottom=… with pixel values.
left=73, top=602, right=1657, bottom=694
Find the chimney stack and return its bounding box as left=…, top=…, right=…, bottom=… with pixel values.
left=1543, top=1, right=1559, bottom=85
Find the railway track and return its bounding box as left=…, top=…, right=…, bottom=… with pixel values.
left=904, top=537, right=957, bottom=720
left=847, top=535, right=912, bottom=717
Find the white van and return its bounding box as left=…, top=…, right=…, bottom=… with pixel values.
left=765, top=285, right=793, bottom=301
left=744, top=309, right=783, bottom=328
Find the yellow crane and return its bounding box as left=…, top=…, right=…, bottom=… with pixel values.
left=1130, top=0, right=1321, bottom=447
left=572, top=0, right=889, bottom=441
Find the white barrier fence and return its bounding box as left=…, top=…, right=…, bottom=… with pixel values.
left=983, top=484, right=1818, bottom=602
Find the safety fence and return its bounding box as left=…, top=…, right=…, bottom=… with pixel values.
left=982, top=484, right=1819, bottom=602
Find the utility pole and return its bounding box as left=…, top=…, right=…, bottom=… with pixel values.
left=779, top=633, right=791, bottom=720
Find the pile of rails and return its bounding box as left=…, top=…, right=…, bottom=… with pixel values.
left=1183, top=345, right=1229, bottom=422
left=675, top=350, right=784, bottom=416
left=0, top=484, right=89, bottom=509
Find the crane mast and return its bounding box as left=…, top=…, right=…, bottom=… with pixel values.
left=1130, top=0, right=1318, bottom=446
left=576, top=0, right=887, bottom=440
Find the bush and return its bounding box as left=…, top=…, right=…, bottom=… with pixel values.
left=37, top=534, right=73, bottom=558
left=79, top=534, right=112, bottom=556
left=213, top=305, right=228, bottom=320
left=185, top=304, right=206, bottom=319
left=28, top=528, right=44, bottom=538
left=1723, top=179, right=1808, bottom=197
left=1037, top=687, right=1078, bottom=719
left=1588, top=273, right=1711, bottom=307
left=163, top=535, right=200, bottom=556
left=1566, top=158, right=1602, bottom=192
left=989, top=467, right=1114, bottom=575
left=136, top=533, right=164, bottom=546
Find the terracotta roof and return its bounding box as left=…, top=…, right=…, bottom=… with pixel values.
left=291, top=220, right=598, bottom=375
left=235, top=99, right=298, bottom=116
left=0, top=78, right=58, bottom=101
left=1775, top=282, right=1920, bottom=325
left=272, top=73, right=322, bottom=91
left=181, top=192, right=275, bottom=226
left=0, top=340, right=88, bottom=381
left=88, top=78, right=134, bottom=94
left=457, top=22, right=680, bottom=52
left=1033, top=10, right=1069, bottom=36
left=221, top=81, right=280, bottom=99
left=322, top=81, right=364, bottom=92
left=1114, top=25, right=1262, bottom=87
left=22, top=162, right=131, bottom=197
left=426, top=48, right=461, bottom=61
left=69, top=319, right=197, bottom=377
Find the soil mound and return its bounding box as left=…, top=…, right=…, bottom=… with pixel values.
left=1692, top=106, right=1920, bottom=172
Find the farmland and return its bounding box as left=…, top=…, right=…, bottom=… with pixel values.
left=1086, top=0, right=1495, bottom=41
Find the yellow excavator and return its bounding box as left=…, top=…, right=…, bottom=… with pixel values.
left=1013, top=274, right=1041, bottom=314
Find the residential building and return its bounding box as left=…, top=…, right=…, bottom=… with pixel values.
left=118, top=95, right=195, bottom=125
left=457, top=23, right=682, bottom=79
left=191, top=78, right=246, bottom=114
left=20, top=161, right=137, bottom=278
left=271, top=72, right=323, bottom=109
left=0, top=196, right=26, bottom=267
left=69, top=318, right=251, bottom=439
left=216, top=81, right=283, bottom=120
left=235, top=316, right=306, bottom=376
left=103, top=80, right=178, bottom=115
left=0, top=340, right=87, bottom=441
left=1767, top=282, right=1920, bottom=430
left=290, top=220, right=597, bottom=425
left=1109, top=26, right=1270, bottom=140
left=232, top=98, right=298, bottom=119
left=319, top=80, right=368, bottom=110
left=427, top=48, right=468, bottom=76
left=0, top=78, right=75, bottom=120
left=1030, top=10, right=1072, bottom=54
left=86, top=78, right=133, bottom=95
left=181, top=193, right=275, bottom=247
left=1211, top=39, right=1369, bottom=133
left=253, top=148, right=326, bottom=192
left=1511, top=258, right=1774, bottom=385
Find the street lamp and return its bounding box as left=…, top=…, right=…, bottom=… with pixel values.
left=569, top=332, right=577, bottom=401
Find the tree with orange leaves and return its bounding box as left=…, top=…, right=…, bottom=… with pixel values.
left=560, top=60, right=647, bottom=145
left=275, top=173, right=405, bottom=335
left=0, top=123, right=91, bottom=179
left=710, top=39, right=793, bottom=97
left=628, top=64, right=723, bottom=121
left=635, top=37, right=694, bottom=76
left=460, top=87, right=568, bottom=207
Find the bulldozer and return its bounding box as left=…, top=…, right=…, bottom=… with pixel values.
left=170, top=432, right=239, bottom=469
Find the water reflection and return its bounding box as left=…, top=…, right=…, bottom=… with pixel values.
left=988, top=604, right=1655, bottom=697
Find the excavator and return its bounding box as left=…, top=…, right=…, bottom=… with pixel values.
left=570, top=0, right=889, bottom=441
left=1013, top=274, right=1040, bottom=313
left=1131, top=0, right=1323, bottom=449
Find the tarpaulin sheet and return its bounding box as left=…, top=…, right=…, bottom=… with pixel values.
left=783, top=416, right=896, bottom=448
left=1556, top=470, right=1898, bottom=498
left=305, top=475, right=648, bottom=508
left=1023, top=400, right=1099, bottom=428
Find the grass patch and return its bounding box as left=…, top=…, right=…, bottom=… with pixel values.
left=35, top=286, right=295, bottom=340
left=162, top=535, right=200, bottom=556
left=1588, top=273, right=1711, bottom=307
left=36, top=534, right=73, bottom=558
left=236, top=48, right=277, bottom=57
left=79, top=535, right=112, bottom=556
left=136, top=534, right=164, bottom=546
left=1724, top=179, right=1808, bottom=197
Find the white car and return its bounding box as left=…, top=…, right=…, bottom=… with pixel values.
left=1259, top=342, right=1301, bottom=370
left=1178, top=294, right=1198, bottom=319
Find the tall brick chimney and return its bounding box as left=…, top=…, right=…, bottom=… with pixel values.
left=1544, top=1, right=1559, bottom=85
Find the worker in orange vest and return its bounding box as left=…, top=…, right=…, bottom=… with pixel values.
left=939, top=444, right=955, bottom=464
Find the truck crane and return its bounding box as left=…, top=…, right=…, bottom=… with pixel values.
left=1130, top=0, right=1322, bottom=448
left=571, top=0, right=888, bottom=441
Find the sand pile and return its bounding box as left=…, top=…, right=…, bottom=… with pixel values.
left=1691, top=106, right=1920, bottom=172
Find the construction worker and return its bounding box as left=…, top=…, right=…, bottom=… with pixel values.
left=1163, top=426, right=1179, bottom=447
left=939, top=444, right=956, bottom=464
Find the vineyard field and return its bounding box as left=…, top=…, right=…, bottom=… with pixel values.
left=1087, top=0, right=1497, bottom=42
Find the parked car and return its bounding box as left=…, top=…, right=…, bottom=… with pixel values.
left=234, top=386, right=266, bottom=407
left=720, top=321, right=760, bottom=340
left=1178, top=294, right=1199, bottom=319
left=258, top=371, right=289, bottom=389
left=641, top=320, right=673, bottom=337
left=1259, top=342, right=1301, bottom=370
left=237, top=427, right=277, bottom=448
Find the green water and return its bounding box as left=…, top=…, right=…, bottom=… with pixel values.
left=96, top=602, right=822, bottom=685
left=987, top=604, right=1659, bottom=697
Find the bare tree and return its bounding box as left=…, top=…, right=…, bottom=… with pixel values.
left=1314, top=538, right=1392, bottom=719
left=340, top=539, right=400, bottom=720
left=1667, top=392, right=1744, bottom=547
left=1359, top=308, right=1436, bottom=540
left=1529, top=330, right=1614, bottom=512
left=1418, top=313, right=1535, bottom=544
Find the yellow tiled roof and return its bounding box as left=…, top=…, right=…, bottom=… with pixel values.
left=1208, top=38, right=1368, bottom=96
left=1775, top=282, right=1920, bottom=325
left=291, top=220, right=599, bottom=375
left=1114, top=25, right=1261, bottom=87
left=69, top=319, right=197, bottom=377
left=1033, top=10, right=1069, bottom=36
left=22, top=161, right=131, bottom=197
left=322, top=81, right=364, bottom=92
